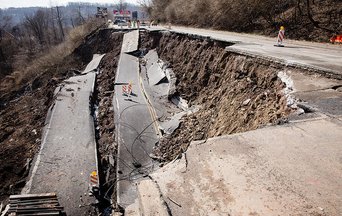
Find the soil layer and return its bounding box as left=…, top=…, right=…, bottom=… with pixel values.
left=140, top=31, right=292, bottom=161
left=96, top=41, right=122, bottom=208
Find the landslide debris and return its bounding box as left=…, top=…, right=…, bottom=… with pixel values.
left=95, top=37, right=123, bottom=209
left=0, top=28, right=123, bottom=205
left=140, top=31, right=292, bottom=161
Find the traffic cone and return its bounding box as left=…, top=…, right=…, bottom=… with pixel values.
left=90, top=171, right=98, bottom=187
left=275, top=26, right=285, bottom=47
left=128, top=82, right=132, bottom=95
left=122, top=85, right=128, bottom=95
left=89, top=171, right=99, bottom=196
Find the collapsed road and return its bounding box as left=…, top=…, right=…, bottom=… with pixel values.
left=1, top=24, right=341, bottom=216
left=22, top=55, right=105, bottom=215
left=113, top=30, right=159, bottom=211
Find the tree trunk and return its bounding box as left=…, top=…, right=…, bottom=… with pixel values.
left=50, top=8, right=58, bottom=42
left=56, top=6, right=65, bottom=40
left=305, top=0, right=335, bottom=33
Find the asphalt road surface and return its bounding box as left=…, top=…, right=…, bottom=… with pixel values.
left=114, top=30, right=159, bottom=209
left=23, top=72, right=98, bottom=215
left=149, top=25, right=342, bottom=76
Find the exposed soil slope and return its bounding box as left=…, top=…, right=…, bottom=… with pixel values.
left=141, top=31, right=291, bottom=161
left=96, top=45, right=123, bottom=207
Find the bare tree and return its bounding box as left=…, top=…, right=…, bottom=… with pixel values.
left=0, top=14, right=14, bottom=40
left=24, top=10, right=49, bottom=45
left=114, top=0, right=128, bottom=11
left=56, top=6, right=65, bottom=40
left=77, top=6, right=85, bottom=25
left=50, top=8, right=58, bottom=42
left=304, top=0, right=335, bottom=33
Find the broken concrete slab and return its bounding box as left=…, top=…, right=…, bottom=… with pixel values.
left=143, top=49, right=178, bottom=100
left=159, top=112, right=183, bottom=135
left=121, top=30, right=139, bottom=53
left=277, top=69, right=342, bottom=118
left=160, top=106, right=200, bottom=135
left=148, top=63, right=167, bottom=86
left=165, top=67, right=176, bottom=96
left=21, top=51, right=109, bottom=215
left=145, top=50, right=167, bottom=86
left=150, top=117, right=342, bottom=216
left=293, top=89, right=342, bottom=116
left=280, top=69, right=342, bottom=93
left=137, top=179, right=170, bottom=216
left=145, top=49, right=159, bottom=71
left=83, top=54, right=106, bottom=74
left=170, top=95, right=189, bottom=111
left=23, top=72, right=98, bottom=215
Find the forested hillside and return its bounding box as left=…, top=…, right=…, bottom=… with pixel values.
left=0, top=2, right=140, bottom=79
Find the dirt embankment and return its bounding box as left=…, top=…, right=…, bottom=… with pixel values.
left=0, top=28, right=123, bottom=204
left=96, top=40, right=123, bottom=207
left=141, top=31, right=292, bottom=161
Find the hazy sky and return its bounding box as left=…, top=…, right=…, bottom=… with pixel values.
left=0, top=0, right=140, bottom=9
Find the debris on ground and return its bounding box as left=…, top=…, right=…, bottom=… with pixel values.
left=95, top=43, right=123, bottom=211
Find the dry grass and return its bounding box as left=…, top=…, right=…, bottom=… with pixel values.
left=0, top=18, right=103, bottom=93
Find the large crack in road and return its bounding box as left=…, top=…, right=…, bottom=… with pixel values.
left=113, top=30, right=160, bottom=211
left=1, top=25, right=341, bottom=215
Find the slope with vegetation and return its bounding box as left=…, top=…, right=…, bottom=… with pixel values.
left=147, top=0, right=342, bottom=41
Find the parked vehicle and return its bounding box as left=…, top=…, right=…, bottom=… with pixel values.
left=114, top=19, right=128, bottom=26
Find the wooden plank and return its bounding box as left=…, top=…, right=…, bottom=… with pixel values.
left=10, top=193, right=57, bottom=200
left=10, top=200, right=59, bottom=206
left=8, top=193, right=63, bottom=215
left=10, top=199, right=58, bottom=205
left=13, top=209, right=63, bottom=214
left=19, top=213, right=60, bottom=216
left=9, top=204, right=60, bottom=209
left=14, top=206, right=63, bottom=210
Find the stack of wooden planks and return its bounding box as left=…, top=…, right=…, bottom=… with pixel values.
left=7, top=193, right=64, bottom=215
